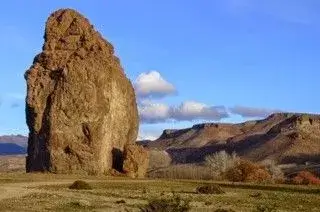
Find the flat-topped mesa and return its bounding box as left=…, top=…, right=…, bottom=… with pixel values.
left=159, top=129, right=189, bottom=139
left=192, top=123, right=218, bottom=129
left=25, top=9, right=148, bottom=176
left=158, top=123, right=236, bottom=140
left=192, top=123, right=235, bottom=130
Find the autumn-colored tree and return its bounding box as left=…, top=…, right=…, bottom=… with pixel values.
left=292, top=171, right=320, bottom=185
left=225, top=160, right=271, bottom=182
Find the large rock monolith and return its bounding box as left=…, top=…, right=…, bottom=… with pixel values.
left=25, top=9, right=146, bottom=176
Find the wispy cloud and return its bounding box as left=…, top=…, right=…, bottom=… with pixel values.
left=229, top=105, right=282, bottom=118
left=10, top=102, right=21, bottom=109
left=0, top=93, right=24, bottom=108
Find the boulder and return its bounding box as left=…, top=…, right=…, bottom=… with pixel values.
left=25, top=8, right=140, bottom=175
left=123, top=144, right=149, bottom=178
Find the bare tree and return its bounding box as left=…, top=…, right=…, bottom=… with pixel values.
left=205, top=150, right=239, bottom=178
left=262, top=159, right=284, bottom=182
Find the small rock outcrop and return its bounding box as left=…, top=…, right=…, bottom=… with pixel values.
left=25, top=9, right=147, bottom=176
left=123, top=144, right=149, bottom=178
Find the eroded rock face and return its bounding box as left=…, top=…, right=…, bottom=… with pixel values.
left=25, top=9, right=139, bottom=175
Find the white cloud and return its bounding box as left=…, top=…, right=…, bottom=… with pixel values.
left=139, top=100, right=170, bottom=124
left=139, top=100, right=229, bottom=124
left=134, top=71, right=176, bottom=98
left=229, top=105, right=281, bottom=118
left=137, top=130, right=160, bottom=141
left=170, top=101, right=229, bottom=121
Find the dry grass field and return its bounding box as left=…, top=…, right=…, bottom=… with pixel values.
left=0, top=155, right=25, bottom=172
left=0, top=172, right=319, bottom=212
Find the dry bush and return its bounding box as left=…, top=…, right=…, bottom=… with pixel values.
left=148, top=164, right=215, bottom=180
left=214, top=209, right=236, bottom=212
left=115, top=200, right=126, bottom=204
left=292, top=171, right=320, bottom=185
left=67, top=200, right=91, bottom=208
left=255, top=204, right=277, bottom=212
left=141, top=195, right=190, bottom=212
left=246, top=168, right=272, bottom=182
left=261, top=160, right=285, bottom=183
left=196, top=184, right=225, bottom=194
left=205, top=151, right=239, bottom=178
left=225, top=160, right=271, bottom=183
left=69, top=180, right=92, bottom=190
left=0, top=155, right=26, bottom=172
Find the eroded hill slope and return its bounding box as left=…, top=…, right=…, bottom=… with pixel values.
left=146, top=113, right=320, bottom=164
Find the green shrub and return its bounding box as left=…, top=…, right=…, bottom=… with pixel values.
left=140, top=195, right=190, bottom=212
left=69, top=180, right=92, bottom=190
left=196, top=184, right=225, bottom=194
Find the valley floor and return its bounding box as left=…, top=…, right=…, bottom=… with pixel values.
left=0, top=173, right=319, bottom=211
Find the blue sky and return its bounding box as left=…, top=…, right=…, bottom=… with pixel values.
left=0, top=0, right=320, bottom=139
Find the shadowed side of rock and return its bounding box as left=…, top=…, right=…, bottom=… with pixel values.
left=25, top=9, right=141, bottom=175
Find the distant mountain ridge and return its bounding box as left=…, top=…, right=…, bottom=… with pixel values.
left=0, top=135, right=27, bottom=155
left=145, top=113, right=320, bottom=165
left=2, top=113, right=320, bottom=163
left=0, top=143, right=26, bottom=155
left=0, top=135, right=28, bottom=147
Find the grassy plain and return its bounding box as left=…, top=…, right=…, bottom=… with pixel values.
left=0, top=172, right=319, bottom=211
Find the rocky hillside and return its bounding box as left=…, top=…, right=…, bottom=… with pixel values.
left=146, top=113, right=320, bottom=165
